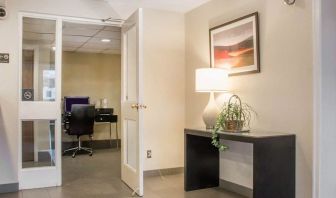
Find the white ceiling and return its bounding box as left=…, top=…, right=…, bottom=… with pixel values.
left=62, top=22, right=121, bottom=54
left=23, top=18, right=121, bottom=54
left=106, top=0, right=211, bottom=19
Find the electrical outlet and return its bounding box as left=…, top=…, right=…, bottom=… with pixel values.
left=147, top=150, right=152, bottom=158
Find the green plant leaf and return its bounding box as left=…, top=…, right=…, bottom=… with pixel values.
left=211, top=95, right=257, bottom=152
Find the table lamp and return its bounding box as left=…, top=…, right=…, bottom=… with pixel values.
left=195, top=68, right=228, bottom=129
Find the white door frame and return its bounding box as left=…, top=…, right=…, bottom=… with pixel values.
left=312, top=0, right=336, bottom=196
left=312, top=0, right=321, bottom=197
left=18, top=11, right=123, bottom=190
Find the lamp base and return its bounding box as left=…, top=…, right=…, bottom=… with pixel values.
left=202, top=92, right=220, bottom=129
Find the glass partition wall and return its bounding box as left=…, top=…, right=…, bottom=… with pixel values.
left=19, top=16, right=62, bottom=189
left=22, top=120, right=55, bottom=168
left=21, top=17, right=57, bottom=168
left=22, top=17, right=56, bottom=102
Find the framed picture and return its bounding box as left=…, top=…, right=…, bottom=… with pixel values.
left=210, top=12, right=260, bottom=76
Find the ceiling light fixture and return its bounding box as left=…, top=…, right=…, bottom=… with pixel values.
left=101, top=39, right=111, bottom=43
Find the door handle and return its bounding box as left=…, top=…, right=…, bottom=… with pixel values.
left=140, top=104, right=147, bottom=109
left=131, top=104, right=147, bottom=110
left=131, top=104, right=140, bottom=109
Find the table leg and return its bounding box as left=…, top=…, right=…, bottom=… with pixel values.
left=116, top=123, right=119, bottom=149
left=109, top=123, right=112, bottom=147
left=253, top=136, right=295, bottom=198
left=185, top=134, right=219, bottom=191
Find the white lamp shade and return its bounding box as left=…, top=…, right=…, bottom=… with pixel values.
left=195, top=68, right=228, bottom=92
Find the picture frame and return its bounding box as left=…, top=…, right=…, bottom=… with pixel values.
left=209, top=12, right=260, bottom=76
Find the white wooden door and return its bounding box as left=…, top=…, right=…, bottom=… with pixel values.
left=18, top=15, right=62, bottom=189
left=121, top=8, right=144, bottom=196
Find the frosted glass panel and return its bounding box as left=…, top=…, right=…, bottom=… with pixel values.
left=22, top=17, right=56, bottom=101
left=126, top=119, right=137, bottom=169
left=22, top=120, right=56, bottom=168
left=126, top=26, right=137, bottom=101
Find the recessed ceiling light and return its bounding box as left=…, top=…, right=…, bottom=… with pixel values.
left=101, top=39, right=111, bottom=43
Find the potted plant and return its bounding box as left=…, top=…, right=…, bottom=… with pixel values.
left=212, top=95, right=256, bottom=151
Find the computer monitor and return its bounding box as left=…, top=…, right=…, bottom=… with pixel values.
left=64, top=96, right=90, bottom=113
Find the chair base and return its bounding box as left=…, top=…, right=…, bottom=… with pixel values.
left=63, top=137, right=93, bottom=158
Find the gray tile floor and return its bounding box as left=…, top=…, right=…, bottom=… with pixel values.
left=0, top=149, right=244, bottom=198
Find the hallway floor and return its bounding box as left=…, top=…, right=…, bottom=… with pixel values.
left=0, top=149, right=245, bottom=198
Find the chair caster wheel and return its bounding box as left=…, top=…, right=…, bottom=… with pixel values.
left=89, top=153, right=93, bottom=156
left=72, top=155, right=76, bottom=158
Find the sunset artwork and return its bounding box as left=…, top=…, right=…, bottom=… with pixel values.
left=210, top=13, right=260, bottom=76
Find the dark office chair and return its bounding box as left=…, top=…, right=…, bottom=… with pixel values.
left=63, top=104, right=95, bottom=158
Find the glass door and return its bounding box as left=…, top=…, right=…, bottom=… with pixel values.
left=19, top=15, right=62, bottom=189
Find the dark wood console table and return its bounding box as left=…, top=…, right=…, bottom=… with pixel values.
left=184, top=128, right=295, bottom=198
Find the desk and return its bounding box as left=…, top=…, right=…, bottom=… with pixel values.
left=63, top=111, right=119, bottom=148
left=95, top=114, right=118, bottom=148
left=184, top=128, right=295, bottom=198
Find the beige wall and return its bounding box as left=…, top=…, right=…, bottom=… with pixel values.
left=62, top=52, right=121, bottom=141
left=185, top=0, right=313, bottom=197
left=143, top=9, right=185, bottom=171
